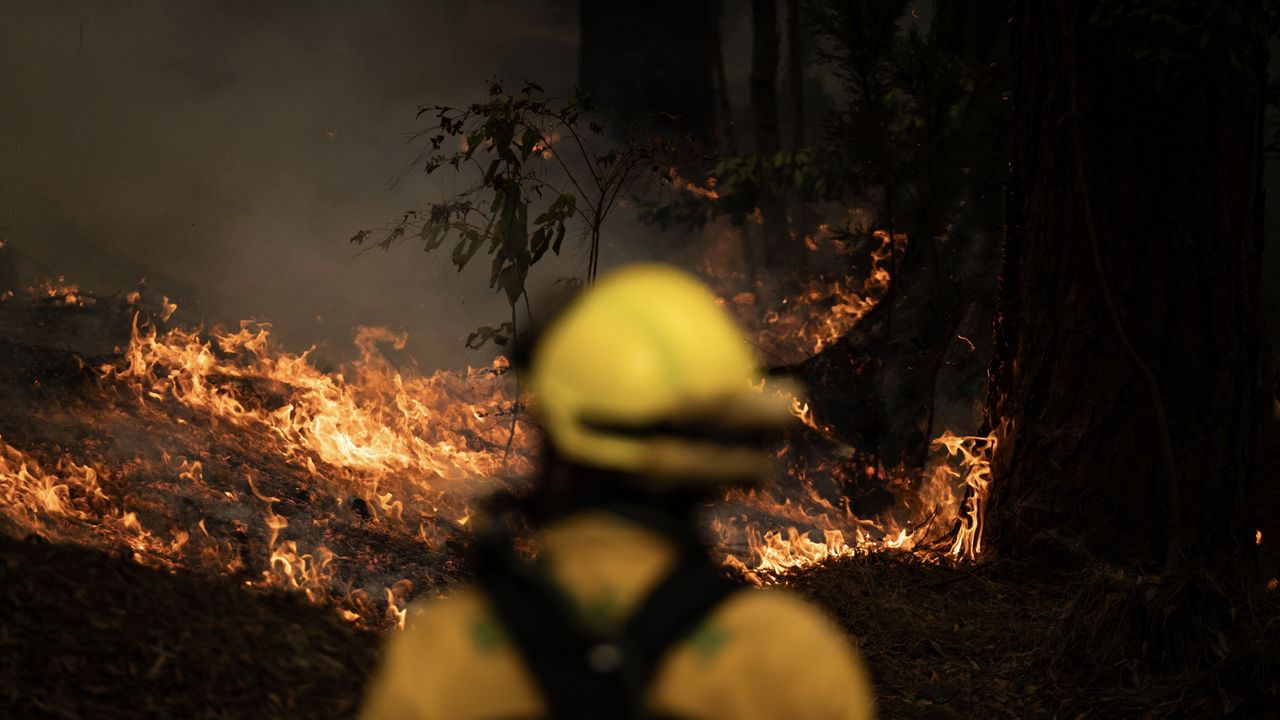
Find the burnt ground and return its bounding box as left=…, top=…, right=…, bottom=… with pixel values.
left=3, top=532, right=1276, bottom=719
left=791, top=555, right=1279, bottom=719
left=0, top=533, right=379, bottom=719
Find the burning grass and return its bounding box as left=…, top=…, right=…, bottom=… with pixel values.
left=0, top=240, right=997, bottom=627
left=0, top=249, right=1273, bottom=718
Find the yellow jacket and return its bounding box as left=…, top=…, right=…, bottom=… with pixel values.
left=359, top=511, right=876, bottom=720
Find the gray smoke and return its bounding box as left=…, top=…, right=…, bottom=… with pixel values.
left=0, top=0, right=580, bottom=368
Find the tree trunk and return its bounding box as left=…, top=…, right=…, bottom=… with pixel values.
left=987, top=0, right=1269, bottom=567
left=749, top=0, right=792, bottom=276
left=709, top=0, right=738, bottom=156
left=749, top=0, right=781, bottom=156
left=783, top=0, right=809, bottom=273
left=578, top=1, right=720, bottom=145
left=785, top=0, right=804, bottom=153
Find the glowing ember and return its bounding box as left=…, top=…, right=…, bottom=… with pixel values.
left=25, top=277, right=92, bottom=307
left=666, top=168, right=721, bottom=200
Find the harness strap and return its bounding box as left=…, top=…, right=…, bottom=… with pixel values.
left=622, top=550, right=738, bottom=695
left=473, top=525, right=738, bottom=720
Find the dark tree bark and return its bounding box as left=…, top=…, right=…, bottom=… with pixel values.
left=749, top=0, right=781, bottom=155
left=578, top=1, right=720, bottom=145
left=987, top=0, right=1270, bottom=567
left=749, top=0, right=794, bottom=275
left=709, top=0, right=738, bottom=155
left=785, top=0, right=804, bottom=152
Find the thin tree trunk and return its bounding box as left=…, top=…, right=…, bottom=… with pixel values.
left=784, top=0, right=807, bottom=271
left=750, top=0, right=791, bottom=275
left=710, top=0, right=738, bottom=156
left=785, top=0, right=804, bottom=152
left=749, top=0, right=781, bottom=156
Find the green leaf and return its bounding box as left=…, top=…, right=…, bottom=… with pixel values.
left=482, top=158, right=501, bottom=184
left=489, top=254, right=505, bottom=288
left=519, top=127, right=540, bottom=160
left=421, top=223, right=445, bottom=253
left=452, top=230, right=483, bottom=269
left=552, top=222, right=566, bottom=255
left=496, top=264, right=526, bottom=306
left=500, top=186, right=527, bottom=255
left=464, top=129, right=484, bottom=159
left=529, top=227, right=550, bottom=263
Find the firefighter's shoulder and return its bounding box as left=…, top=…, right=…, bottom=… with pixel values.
left=359, top=586, right=542, bottom=720
left=653, top=586, right=877, bottom=720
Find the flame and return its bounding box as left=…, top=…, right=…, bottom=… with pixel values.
left=1, top=438, right=109, bottom=526
left=694, top=223, right=998, bottom=582
left=667, top=168, right=721, bottom=200
left=933, top=430, right=998, bottom=561
left=0, top=436, right=187, bottom=568
left=102, top=317, right=529, bottom=486
left=712, top=421, right=997, bottom=583
left=1, top=293, right=536, bottom=627
left=703, top=227, right=904, bottom=366
left=2, top=219, right=996, bottom=618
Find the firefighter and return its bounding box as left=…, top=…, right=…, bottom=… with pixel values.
left=359, top=264, right=876, bottom=720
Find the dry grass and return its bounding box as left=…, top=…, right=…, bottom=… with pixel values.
left=788, top=552, right=1280, bottom=719
left=5, top=533, right=1274, bottom=719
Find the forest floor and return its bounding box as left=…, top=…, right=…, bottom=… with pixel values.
left=0, top=263, right=1275, bottom=719
left=3, top=530, right=1276, bottom=719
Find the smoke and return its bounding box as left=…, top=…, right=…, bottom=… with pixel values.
left=0, top=0, right=579, bottom=368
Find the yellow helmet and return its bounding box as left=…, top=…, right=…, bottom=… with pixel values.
left=526, top=264, right=796, bottom=486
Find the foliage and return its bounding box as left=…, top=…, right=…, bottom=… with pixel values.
left=1091, top=0, right=1264, bottom=73
left=637, top=0, right=1007, bottom=254
left=638, top=0, right=917, bottom=235
left=810, top=0, right=1007, bottom=241
left=637, top=150, right=832, bottom=231
left=352, top=80, right=671, bottom=346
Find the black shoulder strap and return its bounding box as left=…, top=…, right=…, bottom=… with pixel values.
left=474, top=528, right=614, bottom=719
left=621, top=548, right=739, bottom=695
left=472, top=527, right=739, bottom=720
